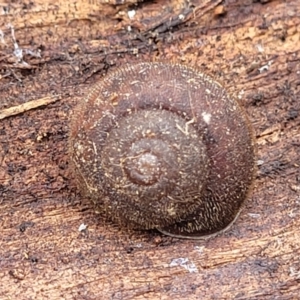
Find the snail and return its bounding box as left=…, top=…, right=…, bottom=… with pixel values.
left=69, top=62, right=255, bottom=239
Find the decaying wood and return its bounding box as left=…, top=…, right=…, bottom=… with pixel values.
left=0, top=0, right=299, bottom=299
left=0, top=96, right=60, bottom=120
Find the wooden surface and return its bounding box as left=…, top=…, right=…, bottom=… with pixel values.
left=1, top=0, right=300, bottom=299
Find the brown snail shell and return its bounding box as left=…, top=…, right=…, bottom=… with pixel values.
left=69, top=62, right=255, bottom=239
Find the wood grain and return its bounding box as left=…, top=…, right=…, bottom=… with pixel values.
left=1, top=0, right=299, bottom=299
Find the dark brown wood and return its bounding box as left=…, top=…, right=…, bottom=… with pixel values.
left=1, top=0, right=299, bottom=298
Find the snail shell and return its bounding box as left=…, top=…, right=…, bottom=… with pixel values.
left=69, top=62, right=255, bottom=239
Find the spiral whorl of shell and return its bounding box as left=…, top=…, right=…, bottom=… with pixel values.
left=69, top=62, right=255, bottom=238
